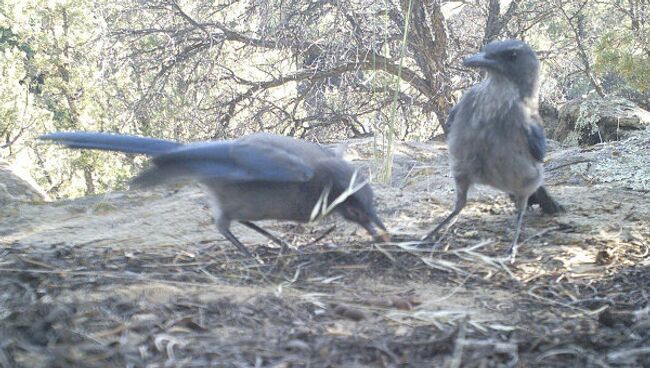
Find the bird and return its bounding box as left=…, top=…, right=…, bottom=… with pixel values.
left=423, top=39, right=562, bottom=262
left=40, top=132, right=390, bottom=258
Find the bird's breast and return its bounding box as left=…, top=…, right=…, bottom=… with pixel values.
left=202, top=180, right=321, bottom=222
left=448, top=103, right=543, bottom=196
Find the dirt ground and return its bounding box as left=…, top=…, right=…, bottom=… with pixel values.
left=1, top=134, right=650, bottom=367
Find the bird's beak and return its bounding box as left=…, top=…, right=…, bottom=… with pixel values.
left=362, top=213, right=391, bottom=243
left=463, top=52, right=498, bottom=70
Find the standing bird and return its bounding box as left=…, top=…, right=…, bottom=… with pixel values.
left=40, top=132, right=389, bottom=258
left=423, top=39, right=562, bottom=262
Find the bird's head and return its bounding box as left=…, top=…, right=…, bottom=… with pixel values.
left=317, top=160, right=390, bottom=242
left=337, top=183, right=390, bottom=243
left=463, top=39, right=540, bottom=98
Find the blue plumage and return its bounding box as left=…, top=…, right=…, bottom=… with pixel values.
left=39, top=132, right=180, bottom=155
left=40, top=132, right=314, bottom=183
left=152, top=141, right=314, bottom=183
left=526, top=123, right=546, bottom=162
left=40, top=131, right=388, bottom=258
left=424, top=39, right=561, bottom=263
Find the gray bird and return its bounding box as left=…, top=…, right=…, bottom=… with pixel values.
left=40, top=132, right=390, bottom=258
left=423, top=39, right=561, bottom=262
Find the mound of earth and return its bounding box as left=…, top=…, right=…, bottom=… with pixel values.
left=0, top=159, right=48, bottom=206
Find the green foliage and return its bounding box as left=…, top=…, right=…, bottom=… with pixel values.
left=0, top=26, right=34, bottom=57
left=1, top=0, right=135, bottom=197
left=595, top=31, right=650, bottom=93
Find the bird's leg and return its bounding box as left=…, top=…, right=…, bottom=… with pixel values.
left=218, top=225, right=255, bottom=258
left=239, top=221, right=291, bottom=253
left=210, top=214, right=255, bottom=259
left=205, top=196, right=255, bottom=259
left=422, top=177, right=469, bottom=243
left=508, top=196, right=528, bottom=264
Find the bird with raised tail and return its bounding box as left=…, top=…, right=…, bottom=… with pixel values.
left=41, top=132, right=390, bottom=258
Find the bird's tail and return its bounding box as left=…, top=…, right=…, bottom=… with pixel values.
left=39, top=132, right=181, bottom=155
left=528, top=186, right=566, bottom=214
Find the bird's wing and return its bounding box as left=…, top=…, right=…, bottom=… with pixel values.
left=443, top=105, right=458, bottom=134
left=148, top=140, right=315, bottom=183
left=525, top=121, right=547, bottom=162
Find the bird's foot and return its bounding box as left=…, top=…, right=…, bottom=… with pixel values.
left=418, top=236, right=446, bottom=251
left=419, top=227, right=452, bottom=250
left=420, top=230, right=439, bottom=242
left=507, top=242, right=518, bottom=264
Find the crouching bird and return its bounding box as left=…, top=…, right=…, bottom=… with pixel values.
left=423, top=39, right=562, bottom=262
left=40, top=132, right=390, bottom=258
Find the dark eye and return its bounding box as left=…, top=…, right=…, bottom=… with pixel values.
left=506, top=50, right=518, bottom=61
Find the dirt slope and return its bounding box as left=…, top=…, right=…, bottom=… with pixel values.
left=1, top=130, right=649, bottom=367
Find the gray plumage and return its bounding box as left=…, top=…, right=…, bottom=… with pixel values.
left=424, top=39, right=560, bottom=262
left=40, top=132, right=389, bottom=258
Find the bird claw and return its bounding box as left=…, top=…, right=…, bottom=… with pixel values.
left=418, top=237, right=445, bottom=250
left=254, top=254, right=265, bottom=265
left=508, top=252, right=517, bottom=264
left=420, top=227, right=450, bottom=250
left=507, top=243, right=518, bottom=264
left=420, top=231, right=439, bottom=242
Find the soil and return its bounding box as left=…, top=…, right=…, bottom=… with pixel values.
left=1, top=135, right=649, bottom=367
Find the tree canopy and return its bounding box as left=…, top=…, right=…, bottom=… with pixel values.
left=1, top=0, right=648, bottom=197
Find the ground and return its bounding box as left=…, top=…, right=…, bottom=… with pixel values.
left=1, top=132, right=650, bottom=367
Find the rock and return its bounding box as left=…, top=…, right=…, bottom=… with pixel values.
left=0, top=160, right=48, bottom=205
left=540, top=99, right=560, bottom=134
left=554, top=97, right=650, bottom=146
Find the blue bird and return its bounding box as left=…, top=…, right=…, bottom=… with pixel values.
left=424, top=40, right=563, bottom=262
left=41, top=132, right=389, bottom=258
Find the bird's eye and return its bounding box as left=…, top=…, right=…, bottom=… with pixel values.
left=506, top=50, right=518, bottom=60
